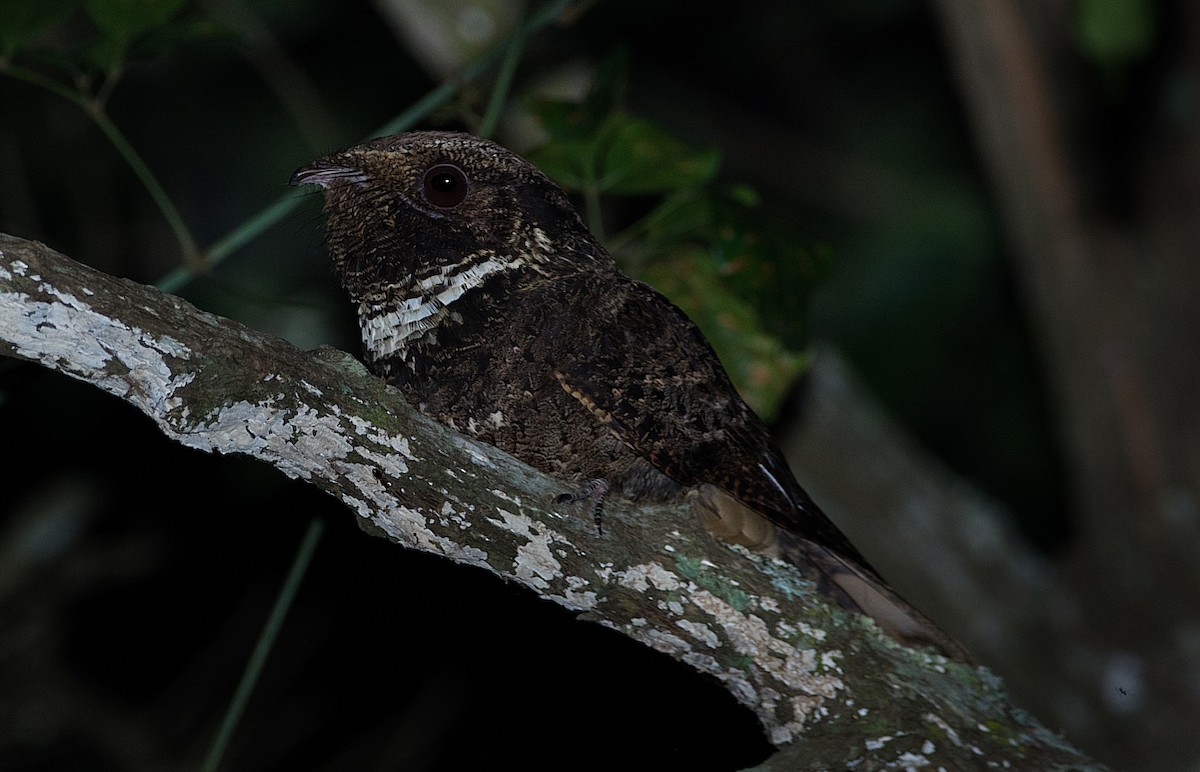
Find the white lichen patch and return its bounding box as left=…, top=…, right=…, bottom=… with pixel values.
left=865, top=735, right=894, bottom=751
left=776, top=619, right=827, bottom=643
left=677, top=619, right=721, bottom=648
left=601, top=552, right=845, bottom=743
left=721, top=671, right=761, bottom=709
left=486, top=507, right=564, bottom=590
left=551, top=574, right=598, bottom=612
left=437, top=498, right=477, bottom=532
left=340, top=493, right=375, bottom=520
left=688, top=588, right=844, bottom=740
left=336, top=460, right=407, bottom=511
left=614, top=562, right=683, bottom=593
left=187, top=401, right=349, bottom=471
left=135, top=361, right=484, bottom=570
left=924, top=713, right=962, bottom=747
left=632, top=627, right=693, bottom=658
left=489, top=488, right=523, bottom=507
left=1, top=280, right=195, bottom=420
left=604, top=556, right=848, bottom=743
left=371, top=502, right=490, bottom=569
left=453, top=436, right=498, bottom=469
left=346, top=414, right=416, bottom=463
left=759, top=685, right=782, bottom=718
left=894, top=750, right=931, bottom=767
left=681, top=651, right=726, bottom=681
left=186, top=399, right=443, bottom=563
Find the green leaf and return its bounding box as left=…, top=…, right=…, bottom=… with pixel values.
left=132, top=17, right=234, bottom=60
left=1075, top=0, right=1155, bottom=65
left=84, top=0, right=185, bottom=65
left=0, top=0, right=80, bottom=57
left=524, top=99, right=607, bottom=189
left=597, top=116, right=721, bottom=195
left=642, top=248, right=808, bottom=420
left=527, top=97, right=600, bottom=142
left=85, top=0, right=185, bottom=39
left=526, top=100, right=720, bottom=197
left=727, top=183, right=760, bottom=208
left=635, top=189, right=716, bottom=253
left=526, top=48, right=630, bottom=143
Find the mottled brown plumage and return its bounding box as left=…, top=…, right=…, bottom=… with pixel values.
left=292, top=131, right=970, bottom=660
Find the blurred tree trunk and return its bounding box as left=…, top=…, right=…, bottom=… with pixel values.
left=925, top=1, right=1200, bottom=767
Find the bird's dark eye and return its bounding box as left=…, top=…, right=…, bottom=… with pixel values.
left=422, top=164, right=469, bottom=208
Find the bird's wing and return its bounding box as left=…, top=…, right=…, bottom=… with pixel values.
left=546, top=276, right=871, bottom=569
left=541, top=276, right=973, bottom=661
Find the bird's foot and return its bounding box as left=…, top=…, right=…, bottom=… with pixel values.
left=554, top=478, right=610, bottom=535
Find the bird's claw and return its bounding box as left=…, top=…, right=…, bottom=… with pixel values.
left=555, top=478, right=610, bottom=535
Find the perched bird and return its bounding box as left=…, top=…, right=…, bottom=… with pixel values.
left=292, top=131, right=969, bottom=660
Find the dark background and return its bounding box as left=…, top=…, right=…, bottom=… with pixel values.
left=2, top=1, right=1196, bottom=769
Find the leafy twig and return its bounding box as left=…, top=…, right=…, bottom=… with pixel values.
left=2, top=62, right=201, bottom=266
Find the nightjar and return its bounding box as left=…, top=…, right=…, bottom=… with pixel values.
left=292, top=131, right=968, bottom=660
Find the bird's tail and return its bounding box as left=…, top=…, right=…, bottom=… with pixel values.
left=776, top=530, right=974, bottom=662
left=693, top=485, right=973, bottom=662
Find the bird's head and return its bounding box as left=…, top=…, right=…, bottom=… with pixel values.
left=291, top=131, right=606, bottom=304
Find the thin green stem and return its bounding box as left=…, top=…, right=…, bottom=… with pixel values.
left=3, top=63, right=201, bottom=264
left=605, top=189, right=698, bottom=256
left=479, top=19, right=527, bottom=138
left=200, top=517, right=325, bottom=772
left=89, top=106, right=201, bottom=263
left=157, top=194, right=297, bottom=294
left=94, top=64, right=123, bottom=108
left=155, top=0, right=577, bottom=291
left=1, top=62, right=86, bottom=105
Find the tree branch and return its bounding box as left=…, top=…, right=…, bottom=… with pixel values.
left=0, top=232, right=1099, bottom=769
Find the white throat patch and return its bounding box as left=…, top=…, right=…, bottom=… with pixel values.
left=359, top=255, right=523, bottom=361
